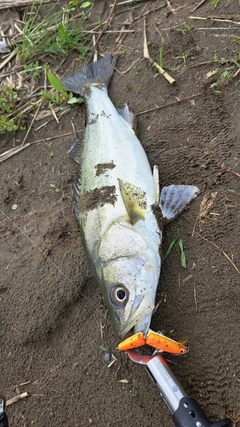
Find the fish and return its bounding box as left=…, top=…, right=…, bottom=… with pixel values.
left=61, top=54, right=199, bottom=341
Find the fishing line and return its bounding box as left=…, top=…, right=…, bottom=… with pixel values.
left=0, top=209, right=104, bottom=318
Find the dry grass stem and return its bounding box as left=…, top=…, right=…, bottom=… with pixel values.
left=0, top=144, right=30, bottom=163
left=0, top=50, right=16, bottom=71
left=107, top=359, right=116, bottom=368
left=35, top=108, right=64, bottom=121
left=50, top=105, right=59, bottom=124
left=233, top=68, right=240, bottom=78
left=21, top=100, right=42, bottom=146
left=178, top=273, right=181, bottom=292
left=151, top=60, right=176, bottom=85
left=193, top=284, right=197, bottom=312
left=143, top=18, right=150, bottom=59
left=100, top=322, right=104, bottom=340
left=92, top=34, right=98, bottom=63
left=6, top=392, right=29, bottom=406
left=0, top=0, right=50, bottom=8
left=120, top=57, right=141, bottom=74
left=88, top=0, right=118, bottom=63
left=152, top=299, right=161, bottom=316
left=115, top=0, right=146, bottom=4
left=191, top=0, right=207, bottom=13
left=28, top=130, right=82, bottom=144
left=182, top=274, right=193, bottom=284
left=189, top=16, right=240, bottom=25
left=136, top=93, right=202, bottom=115
left=71, top=120, right=77, bottom=141
left=196, top=233, right=240, bottom=275
left=82, top=29, right=134, bottom=34
left=198, top=192, right=218, bottom=221
left=143, top=17, right=175, bottom=85
left=196, top=27, right=240, bottom=31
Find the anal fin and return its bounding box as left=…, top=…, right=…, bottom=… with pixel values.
left=160, top=184, right=199, bottom=220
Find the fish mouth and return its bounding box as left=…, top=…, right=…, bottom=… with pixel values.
left=119, top=313, right=152, bottom=341
left=117, top=294, right=154, bottom=340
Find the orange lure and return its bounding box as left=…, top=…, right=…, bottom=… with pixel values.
left=118, top=330, right=188, bottom=354
left=118, top=332, right=146, bottom=351
left=145, top=330, right=188, bottom=354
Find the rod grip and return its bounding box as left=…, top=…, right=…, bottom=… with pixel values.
left=172, top=396, right=231, bottom=427
left=0, top=395, right=8, bottom=427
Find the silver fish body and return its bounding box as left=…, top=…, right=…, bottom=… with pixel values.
left=62, top=55, right=198, bottom=340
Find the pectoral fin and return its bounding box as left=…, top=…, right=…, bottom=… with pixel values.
left=118, top=179, right=146, bottom=224
left=160, top=184, right=199, bottom=220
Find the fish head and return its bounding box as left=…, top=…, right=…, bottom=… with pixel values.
left=101, top=251, right=160, bottom=340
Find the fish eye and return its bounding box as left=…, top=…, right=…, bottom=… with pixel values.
left=109, top=285, right=128, bottom=307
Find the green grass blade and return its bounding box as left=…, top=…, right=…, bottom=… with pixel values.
left=81, top=2, right=92, bottom=8
left=159, top=46, right=164, bottom=68
left=163, top=235, right=179, bottom=260
left=178, top=238, right=187, bottom=268
left=47, top=72, right=68, bottom=97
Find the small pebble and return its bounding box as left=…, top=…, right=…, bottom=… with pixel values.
left=0, top=41, right=11, bottom=53
left=104, top=352, right=111, bottom=363
left=11, top=204, right=18, bottom=211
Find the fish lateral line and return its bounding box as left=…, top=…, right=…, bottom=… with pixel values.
left=0, top=209, right=104, bottom=318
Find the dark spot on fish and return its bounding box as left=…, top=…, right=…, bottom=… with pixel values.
left=0, top=287, right=7, bottom=295
left=79, top=186, right=117, bottom=212
left=95, top=161, right=116, bottom=176
left=88, top=112, right=99, bottom=125
left=100, top=110, right=111, bottom=119
left=82, top=83, right=108, bottom=99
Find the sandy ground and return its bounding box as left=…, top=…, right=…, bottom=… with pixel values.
left=0, top=1, right=240, bottom=426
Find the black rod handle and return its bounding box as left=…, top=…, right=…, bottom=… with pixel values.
left=0, top=395, right=8, bottom=427
left=172, top=396, right=231, bottom=427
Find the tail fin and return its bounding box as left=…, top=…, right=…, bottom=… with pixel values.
left=61, top=54, right=118, bottom=97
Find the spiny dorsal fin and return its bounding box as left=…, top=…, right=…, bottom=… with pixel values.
left=118, top=179, right=146, bottom=224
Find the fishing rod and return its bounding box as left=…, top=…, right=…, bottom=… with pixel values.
left=128, top=350, right=231, bottom=427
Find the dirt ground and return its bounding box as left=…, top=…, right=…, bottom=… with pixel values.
left=0, top=1, right=240, bottom=426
